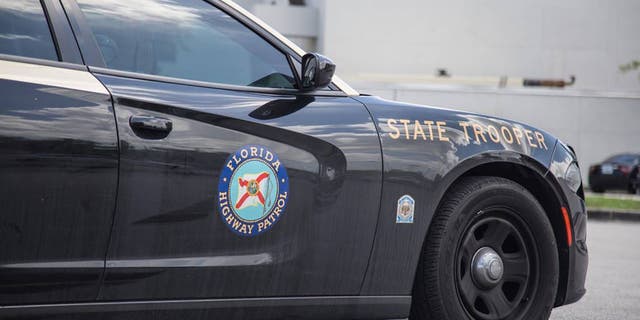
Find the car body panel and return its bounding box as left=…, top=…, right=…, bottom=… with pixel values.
left=0, top=58, right=116, bottom=305
left=0, top=0, right=588, bottom=317
left=93, top=74, right=382, bottom=301
left=549, top=143, right=588, bottom=304
left=352, top=96, right=558, bottom=295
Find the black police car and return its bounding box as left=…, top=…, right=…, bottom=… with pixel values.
left=589, top=153, right=640, bottom=194
left=0, top=0, right=587, bottom=319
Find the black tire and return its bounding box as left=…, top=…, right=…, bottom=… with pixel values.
left=410, top=176, right=558, bottom=320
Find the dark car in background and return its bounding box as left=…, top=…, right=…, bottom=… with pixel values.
left=589, top=153, right=640, bottom=194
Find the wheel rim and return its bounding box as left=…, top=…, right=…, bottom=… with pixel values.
left=455, top=209, right=538, bottom=320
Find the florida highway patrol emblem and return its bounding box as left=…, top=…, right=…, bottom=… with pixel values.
left=217, top=145, right=289, bottom=236
left=396, top=195, right=415, bottom=224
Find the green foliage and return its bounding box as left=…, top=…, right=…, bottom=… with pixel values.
left=620, top=60, right=640, bottom=80
left=587, top=195, right=640, bottom=211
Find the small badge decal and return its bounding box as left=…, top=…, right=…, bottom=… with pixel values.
left=217, top=145, right=289, bottom=236
left=396, top=195, right=415, bottom=224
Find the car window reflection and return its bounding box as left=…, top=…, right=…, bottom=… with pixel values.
left=77, top=0, right=296, bottom=89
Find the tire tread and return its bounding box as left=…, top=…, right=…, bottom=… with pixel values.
left=410, top=176, right=557, bottom=320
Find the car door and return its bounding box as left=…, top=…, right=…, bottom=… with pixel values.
left=0, top=0, right=117, bottom=305
left=66, top=0, right=383, bottom=300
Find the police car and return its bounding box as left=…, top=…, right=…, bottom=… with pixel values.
left=0, top=0, right=587, bottom=319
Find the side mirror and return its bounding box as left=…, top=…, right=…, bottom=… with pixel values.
left=301, top=53, right=336, bottom=91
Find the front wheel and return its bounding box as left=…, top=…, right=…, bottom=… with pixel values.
left=410, top=177, right=559, bottom=320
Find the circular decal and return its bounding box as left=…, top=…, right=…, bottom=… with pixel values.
left=217, top=145, right=289, bottom=236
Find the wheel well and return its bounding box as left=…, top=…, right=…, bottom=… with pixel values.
left=454, top=162, right=569, bottom=306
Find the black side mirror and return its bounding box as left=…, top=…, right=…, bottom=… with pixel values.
left=301, top=53, right=336, bottom=91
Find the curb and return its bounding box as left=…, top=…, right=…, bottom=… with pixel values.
left=587, top=209, right=640, bottom=222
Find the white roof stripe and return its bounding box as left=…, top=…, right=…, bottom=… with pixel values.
left=0, top=59, right=109, bottom=95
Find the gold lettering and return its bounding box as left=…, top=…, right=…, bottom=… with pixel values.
left=436, top=121, right=449, bottom=142
left=459, top=121, right=471, bottom=142
left=423, top=120, right=435, bottom=141
left=472, top=124, right=487, bottom=143
left=535, top=132, right=548, bottom=150
left=501, top=126, right=514, bottom=144
left=524, top=129, right=537, bottom=148
left=250, top=147, right=258, bottom=157
left=413, top=120, right=427, bottom=140
left=512, top=127, right=524, bottom=145
left=387, top=119, right=400, bottom=139
left=487, top=125, right=500, bottom=143
left=399, top=119, right=411, bottom=140
left=240, top=148, right=248, bottom=159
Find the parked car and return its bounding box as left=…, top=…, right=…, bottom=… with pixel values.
left=0, top=0, right=587, bottom=319
left=589, top=153, right=640, bottom=194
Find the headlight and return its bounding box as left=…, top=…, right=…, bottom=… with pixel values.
left=564, top=162, right=582, bottom=193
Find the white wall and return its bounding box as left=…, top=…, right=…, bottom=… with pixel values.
left=235, top=0, right=319, bottom=52
left=319, top=0, right=640, bottom=92
left=235, top=0, right=640, bottom=182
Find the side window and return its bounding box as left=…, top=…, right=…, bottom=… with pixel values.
left=76, top=0, right=297, bottom=89
left=0, top=1, right=59, bottom=61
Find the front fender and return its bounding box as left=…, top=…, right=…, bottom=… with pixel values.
left=353, top=95, right=559, bottom=296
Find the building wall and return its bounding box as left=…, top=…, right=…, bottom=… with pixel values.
left=320, top=0, right=640, bottom=92
left=235, top=0, right=319, bottom=52
left=234, top=0, right=640, bottom=184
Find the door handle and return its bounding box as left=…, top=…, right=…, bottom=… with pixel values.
left=129, top=115, right=173, bottom=133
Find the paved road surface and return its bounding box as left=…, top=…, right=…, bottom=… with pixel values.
left=551, top=220, right=640, bottom=320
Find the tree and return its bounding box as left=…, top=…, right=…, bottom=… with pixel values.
left=620, top=60, right=640, bottom=80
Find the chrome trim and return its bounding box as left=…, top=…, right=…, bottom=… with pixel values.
left=105, top=254, right=273, bottom=268
left=0, top=59, right=108, bottom=95
left=219, top=0, right=359, bottom=97
left=471, top=247, right=503, bottom=288
left=0, top=260, right=104, bottom=269
left=90, top=66, right=349, bottom=97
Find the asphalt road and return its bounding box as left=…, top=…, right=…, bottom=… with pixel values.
left=550, top=220, right=640, bottom=320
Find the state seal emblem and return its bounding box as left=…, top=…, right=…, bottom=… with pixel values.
left=396, top=195, right=415, bottom=224
left=217, top=145, right=289, bottom=236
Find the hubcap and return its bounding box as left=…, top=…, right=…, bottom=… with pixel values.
left=455, top=213, right=537, bottom=320
left=472, top=247, right=504, bottom=288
